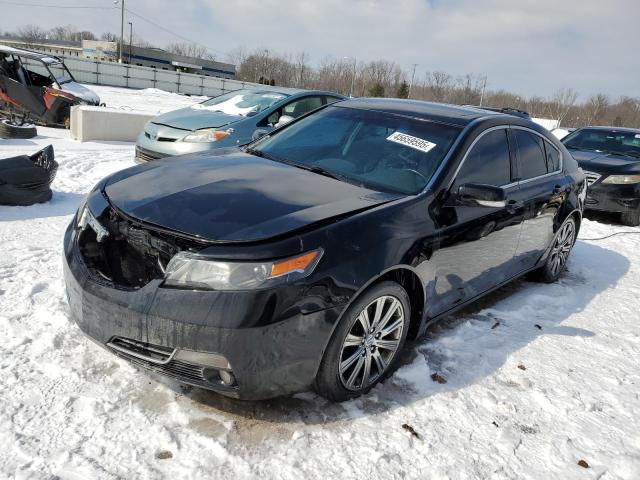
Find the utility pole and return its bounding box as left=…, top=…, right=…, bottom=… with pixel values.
left=343, top=57, right=356, bottom=98
left=408, top=63, right=417, bottom=99
left=118, top=0, right=125, bottom=63
left=128, top=22, right=133, bottom=64
left=349, top=58, right=356, bottom=98
left=479, top=75, right=488, bottom=107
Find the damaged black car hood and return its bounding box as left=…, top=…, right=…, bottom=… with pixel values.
left=568, top=149, right=640, bottom=174
left=103, top=151, right=400, bottom=242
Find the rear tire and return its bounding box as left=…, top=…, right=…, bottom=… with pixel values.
left=530, top=216, right=577, bottom=283
left=0, top=119, right=37, bottom=139
left=621, top=209, right=640, bottom=227
left=315, top=281, right=410, bottom=402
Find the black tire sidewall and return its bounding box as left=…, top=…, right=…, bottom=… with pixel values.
left=0, top=120, right=37, bottom=139
left=315, top=280, right=411, bottom=402
left=621, top=209, right=640, bottom=227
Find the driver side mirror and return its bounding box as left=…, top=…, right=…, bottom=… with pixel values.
left=275, top=115, right=295, bottom=128
left=456, top=183, right=507, bottom=208
left=251, top=128, right=271, bottom=141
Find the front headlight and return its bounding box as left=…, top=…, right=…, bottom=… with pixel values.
left=602, top=175, right=640, bottom=185
left=163, top=249, right=323, bottom=290
left=76, top=194, right=88, bottom=224
left=182, top=128, right=233, bottom=143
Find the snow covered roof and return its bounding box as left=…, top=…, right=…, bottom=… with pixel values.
left=0, top=44, right=62, bottom=63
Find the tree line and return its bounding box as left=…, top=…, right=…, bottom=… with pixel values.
left=4, top=25, right=639, bottom=128
left=229, top=48, right=640, bottom=129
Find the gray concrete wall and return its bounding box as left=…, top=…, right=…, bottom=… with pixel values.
left=71, top=105, right=155, bottom=142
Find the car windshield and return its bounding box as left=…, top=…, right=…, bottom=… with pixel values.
left=46, top=61, right=73, bottom=85
left=251, top=105, right=461, bottom=195
left=563, top=128, right=640, bottom=159
left=192, top=90, right=287, bottom=117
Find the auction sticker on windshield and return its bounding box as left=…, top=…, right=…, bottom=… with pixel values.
left=387, top=131, right=437, bottom=153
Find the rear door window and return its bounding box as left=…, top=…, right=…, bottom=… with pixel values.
left=282, top=96, right=323, bottom=118
left=514, top=130, right=548, bottom=180
left=324, top=96, right=342, bottom=105
left=544, top=141, right=560, bottom=172
left=455, top=129, right=512, bottom=187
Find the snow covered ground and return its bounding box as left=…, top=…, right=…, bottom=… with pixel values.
left=91, top=85, right=207, bottom=114
left=1, top=87, right=639, bottom=480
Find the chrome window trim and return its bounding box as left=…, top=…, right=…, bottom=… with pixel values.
left=443, top=124, right=563, bottom=193
left=446, top=124, right=514, bottom=189
left=510, top=125, right=564, bottom=183
left=421, top=117, right=485, bottom=194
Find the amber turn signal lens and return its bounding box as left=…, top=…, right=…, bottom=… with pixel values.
left=212, top=130, right=231, bottom=141
left=270, top=250, right=320, bottom=278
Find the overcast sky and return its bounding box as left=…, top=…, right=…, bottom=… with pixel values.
left=3, top=0, right=639, bottom=99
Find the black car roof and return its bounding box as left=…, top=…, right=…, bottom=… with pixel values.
left=336, top=98, right=504, bottom=127
left=573, top=125, right=640, bottom=134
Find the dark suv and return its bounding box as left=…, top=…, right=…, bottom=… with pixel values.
left=64, top=99, right=586, bottom=401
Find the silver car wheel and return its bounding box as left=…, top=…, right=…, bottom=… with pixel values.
left=549, top=220, right=575, bottom=277
left=339, top=295, right=405, bottom=391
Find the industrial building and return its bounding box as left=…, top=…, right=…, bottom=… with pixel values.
left=0, top=36, right=235, bottom=78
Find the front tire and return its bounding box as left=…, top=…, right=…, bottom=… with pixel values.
left=531, top=216, right=577, bottom=283
left=315, top=281, right=410, bottom=402
left=621, top=209, right=640, bottom=227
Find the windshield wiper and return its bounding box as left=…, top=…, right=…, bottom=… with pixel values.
left=290, top=163, right=344, bottom=181
left=244, top=149, right=354, bottom=183
left=244, top=148, right=288, bottom=164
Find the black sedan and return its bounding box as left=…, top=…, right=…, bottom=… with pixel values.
left=562, top=126, right=640, bottom=225
left=63, top=99, right=586, bottom=401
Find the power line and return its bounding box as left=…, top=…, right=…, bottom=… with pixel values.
left=124, top=7, right=227, bottom=57
left=0, top=1, right=112, bottom=9
left=0, top=1, right=226, bottom=57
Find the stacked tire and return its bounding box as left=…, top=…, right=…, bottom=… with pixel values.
left=0, top=119, right=37, bottom=139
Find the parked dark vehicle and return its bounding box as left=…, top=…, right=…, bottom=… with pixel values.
left=64, top=99, right=586, bottom=401
left=0, top=45, right=101, bottom=128
left=562, top=126, right=640, bottom=226
left=135, top=87, right=343, bottom=162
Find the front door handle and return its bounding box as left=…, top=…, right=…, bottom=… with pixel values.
left=553, top=185, right=563, bottom=194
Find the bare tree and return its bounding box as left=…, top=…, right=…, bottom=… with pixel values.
left=166, top=42, right=214, bottom=61
left=424, top=71, right=453, bottom=102
left=17, top=25, right=48, bottom=46
left=549, top=88, right=579, bottom=127
left=584, top=94, right=609, bottom=125
left=50, top=25, right=79, bottom=41
left=101, top=32, right=119, bottom=42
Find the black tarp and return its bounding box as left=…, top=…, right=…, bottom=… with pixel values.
left=0, top=145, right=57, bottom=205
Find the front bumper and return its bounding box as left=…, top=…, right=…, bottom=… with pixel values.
left=63, top=222, right=344, bottom=400
left=585, top=182, right=640, bottom=213
left=134, top=128, right=240, bottom=162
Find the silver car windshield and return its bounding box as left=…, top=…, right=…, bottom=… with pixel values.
left=192, top=90, right=287, bottom=117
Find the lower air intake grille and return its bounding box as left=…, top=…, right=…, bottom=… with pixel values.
left=106, top=337, right=212, bottom=388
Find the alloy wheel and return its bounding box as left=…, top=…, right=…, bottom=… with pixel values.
left=339, top=295, right=405, bottom=391
left=549, top=220, right=575, bottom=277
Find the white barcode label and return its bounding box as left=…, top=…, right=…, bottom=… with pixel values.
left=386, top=132, right=437, bottom=153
